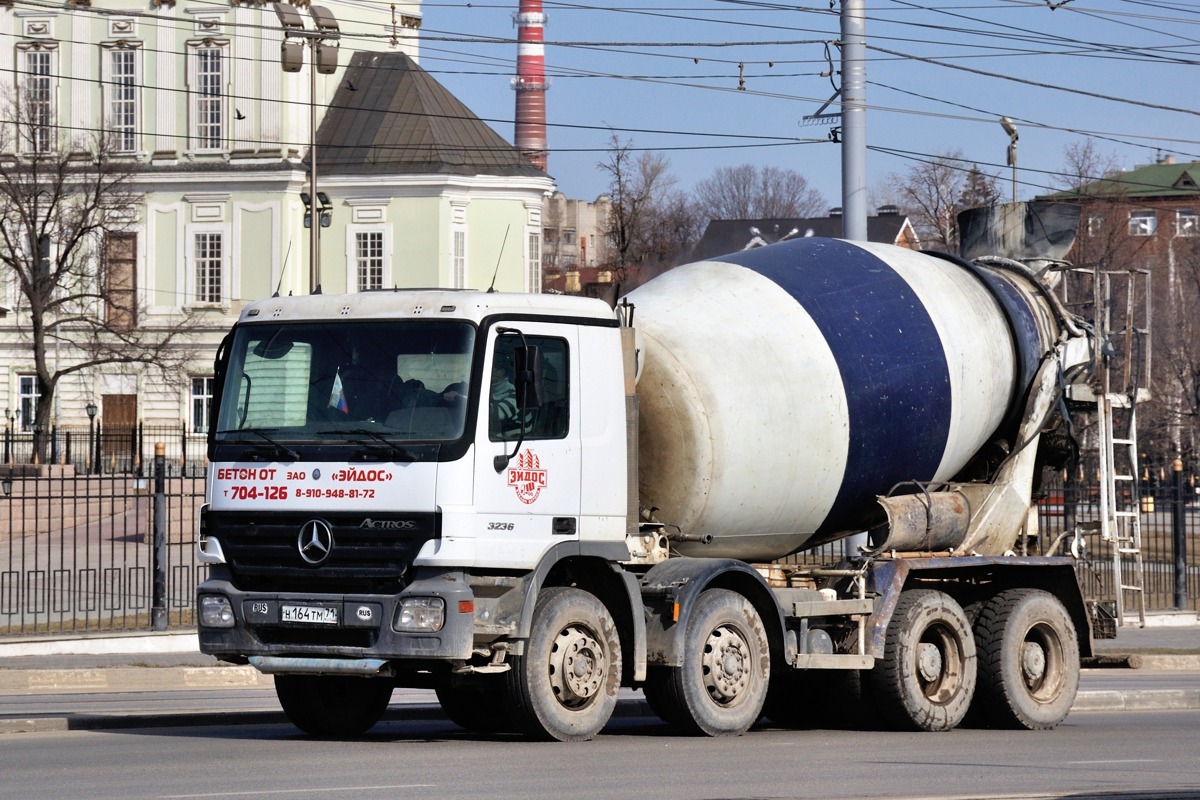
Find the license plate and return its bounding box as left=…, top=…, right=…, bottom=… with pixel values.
left=281, top=605, right=339, bottom=625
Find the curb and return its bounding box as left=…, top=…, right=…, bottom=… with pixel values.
left=0, top=665, right=270, bottom=696
left=2, top=689, right=1198, bottom=736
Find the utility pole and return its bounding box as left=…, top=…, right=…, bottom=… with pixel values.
left=840, top=0, right=868, bottom=242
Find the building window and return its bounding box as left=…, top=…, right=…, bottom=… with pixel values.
left=1177, top=209, right=1199, bottom=237
left=23, top=49, right=54, bottom=154
left=1129, top=210, right=1157, bottom=237
left=104, top=233, right=136, bottom=328
left=527, top=232, right=541, bottom=292
left=190, top=376, right=213, bottom=433
left=18, top=375, right=39, bottom=431
left=1087, top=214, right=1104, bottom=237
left=452, top=229, right=466, bottom=288
left=193, top=232, right=223, bottom=304
left=107, top=48, right=138, bottom=153
left=355, top=230, right=384, bottom=291
left=563, top=229, right=576, bottom=246
left=192, top=46, right=224, bottom=149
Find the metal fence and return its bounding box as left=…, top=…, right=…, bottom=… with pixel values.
left=785, top=469, right=1199, bottom=615
left=2, top=423, right=208, bottom=478
left=0, top=456, right=1194, bottom=638
left=0, top=457, right=206, bottom=636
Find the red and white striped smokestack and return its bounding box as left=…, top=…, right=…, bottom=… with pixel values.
left=512, top=0, right=549, bottom=171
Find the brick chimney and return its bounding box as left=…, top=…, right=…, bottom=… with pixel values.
left=512, top=0, right=549, bottom=171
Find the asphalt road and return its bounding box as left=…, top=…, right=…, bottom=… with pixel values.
left=2, top=708, right=1199, bottom=800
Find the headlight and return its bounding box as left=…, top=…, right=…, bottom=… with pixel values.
left=198, top=595, right=235, bottom=628
left=394, top=597, right=445, bottom=632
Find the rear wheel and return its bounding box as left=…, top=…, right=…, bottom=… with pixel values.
left=504, top=587, right=622, bottom=742
left=972, top=589, right=1079, bottom=730
left=868, top=589, right=975, bottom=731
left=643, top=589, right=770, bottom=736
left=274, top=674, right=393, bottom=736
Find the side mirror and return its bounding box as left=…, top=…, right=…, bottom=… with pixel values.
left=514, top=345, right=543, bottom=410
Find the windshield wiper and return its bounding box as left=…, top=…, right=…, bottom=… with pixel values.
left=339, top=428, right=414, bottom=462
left=217, top=428, right=300, bottom=462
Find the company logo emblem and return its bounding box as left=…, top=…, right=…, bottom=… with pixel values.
left=507, top=449, right=547, bottom=505
left=359, top=518, right=416, bottom=530
left=297, top=519, right=335, bottom=565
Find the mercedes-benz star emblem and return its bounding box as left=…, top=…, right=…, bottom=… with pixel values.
left=297, top=520, right=334, bottom=565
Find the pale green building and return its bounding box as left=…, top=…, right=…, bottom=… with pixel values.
left=0, top=0, right=553, bottom=442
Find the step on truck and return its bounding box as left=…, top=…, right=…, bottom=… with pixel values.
left=197, top=234, right=1098, bottom=740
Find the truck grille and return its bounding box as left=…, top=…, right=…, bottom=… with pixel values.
left=207, top=511, right=437, bottom=593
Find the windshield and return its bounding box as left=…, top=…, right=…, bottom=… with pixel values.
left=214, top=320, right=475, bottom=445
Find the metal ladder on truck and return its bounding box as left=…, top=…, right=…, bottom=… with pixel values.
left=1092, top=268, right=1151, bottom=628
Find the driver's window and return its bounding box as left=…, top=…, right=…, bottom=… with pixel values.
left=489, top=336, right=568, bottom=441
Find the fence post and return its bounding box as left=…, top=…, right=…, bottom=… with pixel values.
left=1173, top=458, right=1189, bottom=610
left=152, top=442, right=168, bottom=631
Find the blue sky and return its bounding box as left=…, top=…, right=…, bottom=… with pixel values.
left=410, top=1, right=1200, bottom=209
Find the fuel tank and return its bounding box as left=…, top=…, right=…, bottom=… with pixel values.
left=626, top=237, right=1061, bottom=560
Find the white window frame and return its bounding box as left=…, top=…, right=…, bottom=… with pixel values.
left=18, top=375, right=40, bottom=432
left=190, top=376, right=214, bottom=433
left=452, top=228, right=467, bottom=288
left=344, top=225, right=391, bottom=293
left=1128, top=210, right=1157, bottom=237
left=355, top=229, right=385, bottom=292
left=527, top=231, right=541, bottom=293
left=1176, top=209, right=1199, bottom=237
left=1087, top=214, right=1104, bottom=238
left=187, top=41, right=228, bottom=152
left=187, top=226, right=227, bottom=306
left=103, top=45, right=141, bottom=154
left=21, top=47, right=57, bottom=155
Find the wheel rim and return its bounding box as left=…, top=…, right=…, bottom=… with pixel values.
left=916, top=623, right=964, bottom=704
left=547, top=623, right=608, bottom=710
left=701, top=623, right=753, bottom=706
left=1022, top=622, right=1064, bottom=701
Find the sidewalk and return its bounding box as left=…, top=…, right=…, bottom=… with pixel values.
left=0, top=612, right=1197, bottom=735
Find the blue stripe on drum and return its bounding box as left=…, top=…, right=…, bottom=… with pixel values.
left=961, top=262, right=1045, bottom=433
left=717, top=238, right=952, bottom=533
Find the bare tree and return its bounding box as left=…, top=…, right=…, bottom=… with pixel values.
left=959, top=164, right=1001, bottom=210
left=1054, top=138, right=1121, bottom=196
left=693, top=164, right=826, bottom=221
left=0, top=87, right=195, bottom=460
left=886, top=150, right=978, bottom=252
left=597, top=133, right=696, bottom=279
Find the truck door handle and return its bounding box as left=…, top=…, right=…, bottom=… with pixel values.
left=552, top=517, right=577, bottom=536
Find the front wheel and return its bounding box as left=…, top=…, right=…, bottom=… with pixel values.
left=504, top=587, right=622, bottom=742
left=643, top=588, right=770, bottom=736
left=274, top=674, right=394, bottom=736
left=972, top=589, right=1079, bottom=730
left=868, top=589, right=976, bottom=731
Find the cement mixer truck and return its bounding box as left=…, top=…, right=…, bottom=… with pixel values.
left=196, top=235, right=1099, bottom=741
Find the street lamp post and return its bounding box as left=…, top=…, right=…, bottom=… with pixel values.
left=275, top=2, right=340, bottom=296
left=1000, top=116, right=1018, bottom=204
left=3, top=408, right=10, bottom=466
left=86, top=402, right=98, bottom=475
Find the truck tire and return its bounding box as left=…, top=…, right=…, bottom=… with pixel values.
left=643, top=588, right=770, bottom=737
left=972, top=588, right=1079, bottom=730
left=868, top=589, right=976, bottom=732
left=435, top=676, right=513, bottom=734
left=504, top=586, right=621, bottom=742
left=274, top=674, right=394, bottom=736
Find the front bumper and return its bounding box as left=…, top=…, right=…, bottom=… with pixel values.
left=196, top=572, right=477, bottom=666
